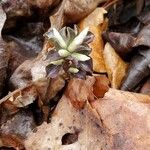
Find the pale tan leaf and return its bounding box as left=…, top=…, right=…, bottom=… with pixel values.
left=103, top=42, right=128, bottom=89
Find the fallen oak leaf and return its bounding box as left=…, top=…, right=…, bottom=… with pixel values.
left=103, top=42, right=128, bottom=89
left=79, top=7, right=107, bottom=73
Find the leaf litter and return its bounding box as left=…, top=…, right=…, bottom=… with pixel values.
left=0, top=0, right=150, bottom=149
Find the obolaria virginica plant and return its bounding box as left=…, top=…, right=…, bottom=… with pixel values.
left=44, top=26, right=94, bottom=79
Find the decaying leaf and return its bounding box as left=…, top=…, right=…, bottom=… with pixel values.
left=65, top=75, right=109, bottom=109
left=0, top=5, right=8, bottom=97
left=24, top=84, right=150, bottom=150
left=0, top=109, right=36, bottom=149
left=65, top=76, right=95, bottom=109
left=135, top=23, right=150, bottom=48
left=50, top=0, right=106, bottom=29
left=7, top=22, right=46, bottom=58
left=103, top=42, right=128, bottom=89
left=5, top=41, right=29, bottom=77
left=25, top=99, right=105, bottom=150
left=121, top=49, right=150, bottom=92
left=2, top=0, right=59, bottom=30
left=79, top=8, right=107, bottom=73
left=0, top=84, right=38, bottom=108
left=9, top=60, right=33, bottom=90
left=28, top=0, right=60, bottom=9
left=93, top=74, right=110, bottom=98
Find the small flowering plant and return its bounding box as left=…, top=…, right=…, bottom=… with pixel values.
left=44, top=26, right=94, bottom=79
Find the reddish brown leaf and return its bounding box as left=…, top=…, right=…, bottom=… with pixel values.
left=65, top=76, right=95, bottom=109
left=93, top=75, right=110, bottom=98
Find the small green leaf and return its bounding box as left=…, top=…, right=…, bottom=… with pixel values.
left=68, top=27, right=89, bottom=52
left=53, top=28, right=67, bottom=48
left=71, top=53, right=90, bottom=61
left=58, top=49, right=70, bottom=57
left=68, top=67, right=79, bottom=73
left=50, top=59, right=64, bottom=65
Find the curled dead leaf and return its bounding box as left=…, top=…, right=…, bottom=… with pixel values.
left=103, top=43, right=128, bottom=89
left=0, top=84, right=38, bottom=108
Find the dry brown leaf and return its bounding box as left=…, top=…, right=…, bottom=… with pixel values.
left=65, top=76, right=95, bottom=109
left=28, top=0, right=60, bottom=9
left=0, top=110, right=36, bottom=149
left=24, top=97, right=106, bottom=150
left=0, top=84, right=38, bottom=108
left=24, top=85, right=150, bottom=150
left=79, top=8, right=107, bottom=73
left=103, top=42, right=128, bottom=89
left=65, top=75, right=109, bottom=109
left=50, top=0, right=106, bottom=29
